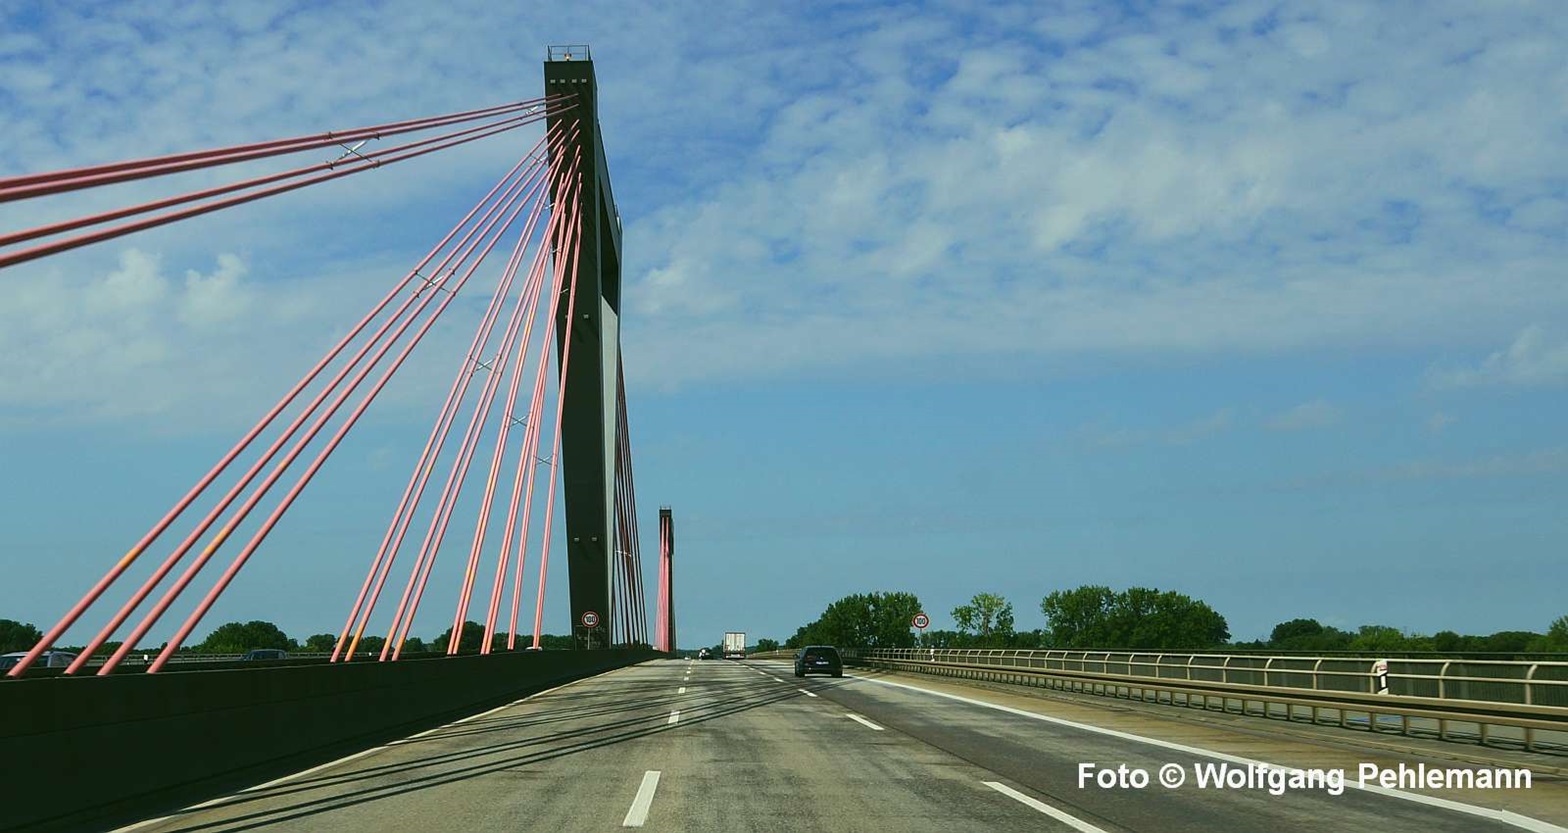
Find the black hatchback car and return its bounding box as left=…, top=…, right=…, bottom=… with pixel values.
left=794, top=645, right=842, bottom=678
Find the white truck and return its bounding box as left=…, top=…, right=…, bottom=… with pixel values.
left=723, top=631, right=746, bottom=660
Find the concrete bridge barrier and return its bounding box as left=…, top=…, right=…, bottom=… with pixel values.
left=0, top=648, right=658, bottom=832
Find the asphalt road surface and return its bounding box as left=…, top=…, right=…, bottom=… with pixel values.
left=117, top=659, right=1567, bottom=833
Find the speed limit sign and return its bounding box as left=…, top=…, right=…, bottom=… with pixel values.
left=581, top=610, right=600, bottom=628
left=912, top=612, right=930, bottom=630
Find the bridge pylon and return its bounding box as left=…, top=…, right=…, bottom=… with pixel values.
left=660, top=507, right=675, bottom=653
left=544, top=46, right=624, bottom=649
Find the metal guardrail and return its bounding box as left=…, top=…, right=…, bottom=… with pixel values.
left=866, top=649, right=1568, bottom=753
left=874, top=649, right=1568, bottom=707
left=75, top=652, right=335, bottom=666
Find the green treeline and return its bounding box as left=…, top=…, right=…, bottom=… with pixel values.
left=1236, top=617, right=1568, bottom=655
left=0, top=617, right=587, bottom=656
left=769, top=586, right=1568, bottom=656
left=783, top=591, right=924, bottom=651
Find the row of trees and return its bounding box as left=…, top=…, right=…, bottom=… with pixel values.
left=902, top=586, right=1227, bottom=650
left=771, top=587, right=1568, bottom=656
left=1246, top=616, right=1568, bottom=654
left=776, top=587, right=1224, bottom=653
left=783, top=591, right=924, bottom=652
left=0, top=618, right=579, bottom=656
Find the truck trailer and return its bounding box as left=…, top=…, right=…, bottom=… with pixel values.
left=723, top=631, right=746, bottom=659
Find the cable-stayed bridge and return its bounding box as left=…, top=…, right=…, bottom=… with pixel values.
left=1, top=46, right=1566, bottom=833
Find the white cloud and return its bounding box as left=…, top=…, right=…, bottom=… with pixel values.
left=1427, top=326, right=1568, bottom=389
left=1426, top=412, right=1457, bottom=434
left=0, top=246, right=501, bottom=429
left=1266, top=399, right=1343, bottom=432
left=2, top=0, right=1566, bottom=425
left=617, top=1, right=1568, bottom=389
left=178, top=253, right=250, bottom=328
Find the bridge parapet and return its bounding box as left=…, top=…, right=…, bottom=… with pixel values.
left=873, top=648, right=1568, bottom=707
left=1, top=649, right=658, bottom=832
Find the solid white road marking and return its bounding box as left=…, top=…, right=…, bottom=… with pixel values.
left=984, top=782, right=1109, bottom=833
left=622, top=770, right=662, bottom=827
left=798, top=689, right=818, bottom=697
left=852, top=676, right=1567, bottom=833
left=845, top=713, right=884, bottom=731
left=667, top=709, right=680, bottom=725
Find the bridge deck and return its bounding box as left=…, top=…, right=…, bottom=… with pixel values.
left=118, top=660, right=1568, bottom=832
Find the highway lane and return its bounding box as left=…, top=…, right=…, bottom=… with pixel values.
left=763, top=662, right=1563, bottom=833
left=118, top=659, right=1049, bottom=832
left=116, top=658, right=1566, bottom=833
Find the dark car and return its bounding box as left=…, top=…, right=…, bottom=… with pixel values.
left=0, top=651, right=76, bottom=671
left=240, top=649, right=288, bottom=661
left=794, top=645, right=842, bottom=678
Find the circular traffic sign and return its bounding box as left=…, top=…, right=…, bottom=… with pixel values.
left=912, top=612, right=930, bottom=630
left=581, top=610, right=600, bottom=628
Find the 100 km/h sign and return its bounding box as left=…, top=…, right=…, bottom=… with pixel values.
left=912, top=612, right=930, bottom=630
left=581, top=610, right=600, bottom=628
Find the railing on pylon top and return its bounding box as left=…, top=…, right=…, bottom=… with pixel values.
left=548, top=45, right=592, bottom=62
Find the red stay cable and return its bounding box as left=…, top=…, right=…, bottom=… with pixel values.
left=0, top=95, right=569, bottom=200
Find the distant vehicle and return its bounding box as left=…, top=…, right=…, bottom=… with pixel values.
left=0, top=651, right=76, bottom=671
left=697, top=648, right=710, bottom=660
left=723, top=632, right=746, bottom=660
left=794, top=645, right=842, bottom=678
left=240, top=649, right=288, bottom=661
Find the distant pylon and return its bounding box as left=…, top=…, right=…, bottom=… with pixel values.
left=659, top=507, right=675, bottom=652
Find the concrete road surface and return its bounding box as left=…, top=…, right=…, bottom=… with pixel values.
left=116, top=659, right=1568, bottom=833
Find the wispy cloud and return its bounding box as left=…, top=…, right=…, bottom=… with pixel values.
left=0, top=246, right=498, bottom=429
left=2, top=1, right=1567, bottom=426
left=620, top=1, right=1568, bottom=388
left=1081, top=408, right=1234, bottom=450
left=1426, top=412, right=1457, bottom=434
left=1380, top=447, right=1568, bottom=481
left=1426, top=325, right=1568, bottom=389
left=1278, top=446, right=1568, bottom=490
left=1266, top=399, right=1343, bottom=432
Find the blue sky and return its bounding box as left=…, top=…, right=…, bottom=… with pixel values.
left=1, top=1, right=1565, bottom=650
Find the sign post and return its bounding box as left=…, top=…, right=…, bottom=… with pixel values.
left=1372, top=659, right=1390, bottom=694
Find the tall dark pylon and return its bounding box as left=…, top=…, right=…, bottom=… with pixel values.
left=544, top=46, right=623, bottom=649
